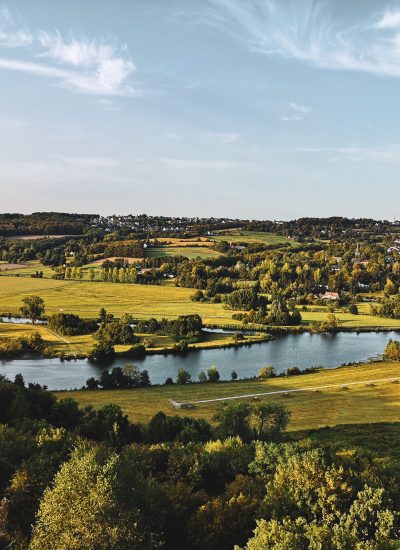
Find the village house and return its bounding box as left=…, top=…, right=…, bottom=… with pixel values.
left=321, top=291, right=340, bottom=301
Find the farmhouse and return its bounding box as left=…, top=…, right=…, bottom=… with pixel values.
left=321, top=291, right=339, bottom=301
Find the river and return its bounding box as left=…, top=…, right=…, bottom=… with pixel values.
left=0, top=331, right=397, bottom=390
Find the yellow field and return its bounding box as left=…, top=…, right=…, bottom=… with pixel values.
left=0, top=260, right=55, bottom=278
left=149, top=237, right=214, bottom=247
left=211, top=230, right=297, bottom=246
left=0, top=277, right=236, bottom=323
left=145, top=246, right=221, bottom=259
left=301, top=306, right=400, bottom=329
left=57, top=361, right=400, bottom=429
left=0, top=274, right=399, bottom=329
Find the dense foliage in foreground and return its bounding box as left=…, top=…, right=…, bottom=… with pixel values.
left=0, top=374, right=399, bottom=549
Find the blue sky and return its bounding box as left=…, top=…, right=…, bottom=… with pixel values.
left=1, top=0, right=400, bottom=219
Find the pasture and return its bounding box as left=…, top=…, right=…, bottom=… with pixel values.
left=57, top=361, right=400, bottom=429
left=145, top=246, right=221, bottom=259
left=300, top=305, right=400, bottom=329
left=0, top=277, right=236, bottom=324
left=0, top=260, right=55, bottom=278
left=5, top=234, right=81, bottom=241
left=0, top=274, right=398, bottom=329
left=211, top=230, right=297, bottom=246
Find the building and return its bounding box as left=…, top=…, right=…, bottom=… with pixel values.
left=321, top=292, right=339, bottom=301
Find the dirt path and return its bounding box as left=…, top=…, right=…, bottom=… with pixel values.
left=184, top=376, right=400, bottom=405
left=45, top=327, right=71, bottom=347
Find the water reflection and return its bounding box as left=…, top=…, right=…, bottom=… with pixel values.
left=0, top=331, right=398, bottom=390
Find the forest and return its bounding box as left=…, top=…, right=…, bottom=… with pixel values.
left=1, top=373, right=400, bottom=549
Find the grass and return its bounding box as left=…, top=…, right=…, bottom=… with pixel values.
left=57, top=361, right=400, bottom=429
left=145, top=246, right=221, bottom=259
left=300, top=305, right=400, bottom=329
left=5, top=234, right=81, bottom=241
left=0, top=260, right=54, bottom=278
left=0, top=277, right=236, bottom=324
left=0, top=322, right=95, bottom=355
left=211, top=230, right=298, bottom=246
left=0, top=273, right=398, bottom=330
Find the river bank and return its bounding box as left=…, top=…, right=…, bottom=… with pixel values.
left=0, top=330, right=397, bottom=390
left=54, top=360, right=400, bottom=429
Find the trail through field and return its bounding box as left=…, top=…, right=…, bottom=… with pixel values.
left=45, top=327, right=71, bottom=347
left=184, top=376, right=400, bottom=405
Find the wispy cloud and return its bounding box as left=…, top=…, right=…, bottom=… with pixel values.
left=0, top=9, right=135, bottom=95
left=0, top=6, right=32, bottom=47
left=0, top=115, right=27, bottom=128
left=166, top=132, right=181, bottom=140
left=58, top=155, right=120, bottom=168
left=298, top=144, right=400, bottom=164
left=204, top=0, right=400, bottom=79
left=280, top=102, right=311, bottom=122
left=205, top=131, right=242, bottom=143
left=375, top=9, right=400, bottom=29
left=160, top=157, right=254, bottom=169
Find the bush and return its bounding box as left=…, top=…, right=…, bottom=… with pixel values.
left=89, top=340, right=115, bottom=362
left=348, top=304, right=359, bottom=315
left=49, top=313, right=98, bottom=336
left=258, top=366, right=276, bottom=379
left=207, top=366, right=220, bottom=382
left=191, top=290, right=205, bottom=302
left=384, top=339, right=400, bottom=361
left=287, top=366, right=302, bottom=376
left=176, top=369, right=191, bottom=384
left=198, top=371, right=207, bottom=383
left=96, top=320, right=139, bottom=345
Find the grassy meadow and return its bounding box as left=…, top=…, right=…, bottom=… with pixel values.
left=0, top=260, right=55, bottom=278
left=57, top=361, right=400, bottom=429
left=0, top=276, right=236, bottom=324
left=0, top=260, right=399, bottom=330
left=300, top=304, right=400, bottom=329
left=145, top=246, right=220, bottom=259
left=211, top=230, right=297, bottom=246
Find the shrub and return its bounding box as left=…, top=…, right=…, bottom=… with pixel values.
left=176, top=369, right=191, bottom=384
left=49, top=313, right=97, bottom=336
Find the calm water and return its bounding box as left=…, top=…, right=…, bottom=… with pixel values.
left=0, top=317, right=46, bottom=324
left=0, top=331, right=397, bottom=390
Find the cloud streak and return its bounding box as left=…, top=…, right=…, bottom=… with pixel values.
left=206, top=132, right=242, bottom=143
left=58, top=155, right=120, bottom=168
left=280, top=102, right=311, bottom=122
left=298, top=144, right=400, bottom=164
left=206, top=0, right=400, bottom=79
left=0, top=10, right=135, bottom=95
left=160, top=157, right=254, bottom=169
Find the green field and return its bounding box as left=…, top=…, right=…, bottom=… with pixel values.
left=57, top=361, right=400, bottom=429
left=0, top=277, right=236, bottom=324
left=145, top=246, right=221, bottom=259
left=0, top=273, right=398, bottom=329
left=211, top=230, right=297, bottom=246
left=0, top=260, right=55, bottom=278
left=300, top=305, right=400, bottom=329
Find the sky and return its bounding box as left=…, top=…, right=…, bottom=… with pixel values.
left=1, top=0, right=400, bottom=220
